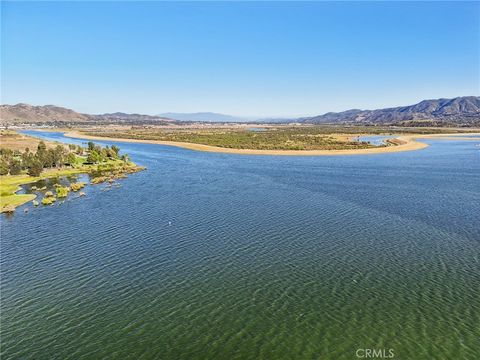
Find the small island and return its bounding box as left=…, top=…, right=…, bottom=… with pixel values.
left=0, top=131, right=145, bottom=213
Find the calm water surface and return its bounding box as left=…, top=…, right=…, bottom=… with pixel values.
left=1, top=131, right=479, bottom=359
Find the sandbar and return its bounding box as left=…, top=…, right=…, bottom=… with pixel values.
left=63, top=131, right=479, bottom=156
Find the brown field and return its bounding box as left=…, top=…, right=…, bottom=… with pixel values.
left=0, top=130, right=58, bottom=151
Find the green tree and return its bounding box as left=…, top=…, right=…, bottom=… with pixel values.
left=87, top=150, right=100, bottom=164
left=111, top=145, right=120, bottom=156
left=0, top=158, right=9, bottom=175
left=66, top=152, right=77, bottom=165
left=21, top=151, right=34, bottom=169
left=53, top=145, right=66, bottom=167
left=9, top=159, right=22, bottom=175
left=28, top=158, right=43, bottom=176
left=36, top=141, right=48, bottom=167
left=43, top=149, right=55, bottom=168
left=100, top=148, right=108, bottom=161
left=0, top=148, right=13, bottom=159
left=37, top=140, right=47, bottom=153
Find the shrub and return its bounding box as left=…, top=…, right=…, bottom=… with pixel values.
left=56, top=186, right=69, bottom=198
left=9, top=160, right=22, bottom=175
left=0, top=159, right=9, bottom=175
left=70, top=182, right=86, bottom=191
left=41, top=196, right=56, bottom=205
left=28, top=159, right=43, bottom=177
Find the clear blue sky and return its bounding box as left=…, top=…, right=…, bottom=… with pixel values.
left=1, top=1, right=479, bottom=117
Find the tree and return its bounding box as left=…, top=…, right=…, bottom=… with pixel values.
left=87, top=141, right=95, bottom=151
left=100, top=148, right=108, bottom=161
left=87, top=150, right=101, bottom=164
left=37, top=140, right=47, bottom=153
left=8, top=159, right=22, bottom=175
left=28, top=158, right=43, bottom=176
left=53, top=145, right=66, bottom=167
left=36, top=141, right=48, bottom=167
left=21, top=151, right=34, bottom=169
left=0, top=158, right=9, bottom=175
left=111, top=145, right=120, bottom=156
left=44, top=149, right=55, bottom=168
left=0, top=148, right=13, bottom=158
left=66, top=152, right=77, bottom=165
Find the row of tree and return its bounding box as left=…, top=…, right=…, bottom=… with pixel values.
left=86, top=142, right=122, bottom=164
left=0, top=140, right=124, bottom=177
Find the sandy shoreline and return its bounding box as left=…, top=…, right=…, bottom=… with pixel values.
left=57, top=130, right=455, bottom=156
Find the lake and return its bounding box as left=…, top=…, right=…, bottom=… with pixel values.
left=1, top=131, right=479, bottom=359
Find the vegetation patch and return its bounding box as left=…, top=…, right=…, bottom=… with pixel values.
left=70, top=182, right=86, bottom=192
left=56, top=186, right=70, bottom=198
left=84, top=125, right=476, bottom=151
left=41, top=196, right=56, bottom=205
left=1, top=135, right=145, bottom=213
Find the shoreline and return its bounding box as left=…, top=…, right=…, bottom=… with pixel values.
left=61, top=131, right=444, bottom=156
left=0, top=168, right=89, bottom=212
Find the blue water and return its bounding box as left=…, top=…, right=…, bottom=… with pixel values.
left=1, top=131, right=479, bottom=359
left=358, top=135, right=395, bottom=145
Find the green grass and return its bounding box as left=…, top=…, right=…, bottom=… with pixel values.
left=0, top=194, right=36, bottom=211
left=0, top=160, right=143, bottom=212
left=56, top=186, right=70, bottom=198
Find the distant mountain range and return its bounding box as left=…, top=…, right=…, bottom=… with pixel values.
left=158, top=112, right=250, bottom=122
left=0, top=104, right=175, bottom=125
left=0, top=103, right=90, bottom=123
left=1, top=96, right=479, bottom=126
left=299, top=96, right=480, bottom=126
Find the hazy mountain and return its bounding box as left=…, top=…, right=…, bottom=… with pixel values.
left=0, top=104, right=175, bottom=125
left=2, top=97, right=479, bottom=126
left=158, top=112, right=249, bottom=122
left=93, top=112, right=173, bottom=123
left=301, top=97, right=480, bottom=126
left=0, top=103, right=90, bottom=124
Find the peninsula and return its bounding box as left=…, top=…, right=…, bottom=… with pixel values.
left=0, top=131, right=145, bottom=213
left=63, top=126, right=479, bottom=156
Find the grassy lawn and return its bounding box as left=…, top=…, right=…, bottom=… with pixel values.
left=0, top=194, right=36, bottom=210
left=0, top=160, right=142, bottom=213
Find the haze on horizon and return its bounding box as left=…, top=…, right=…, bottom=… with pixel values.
left=1, top=1, right=479, bottom=118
